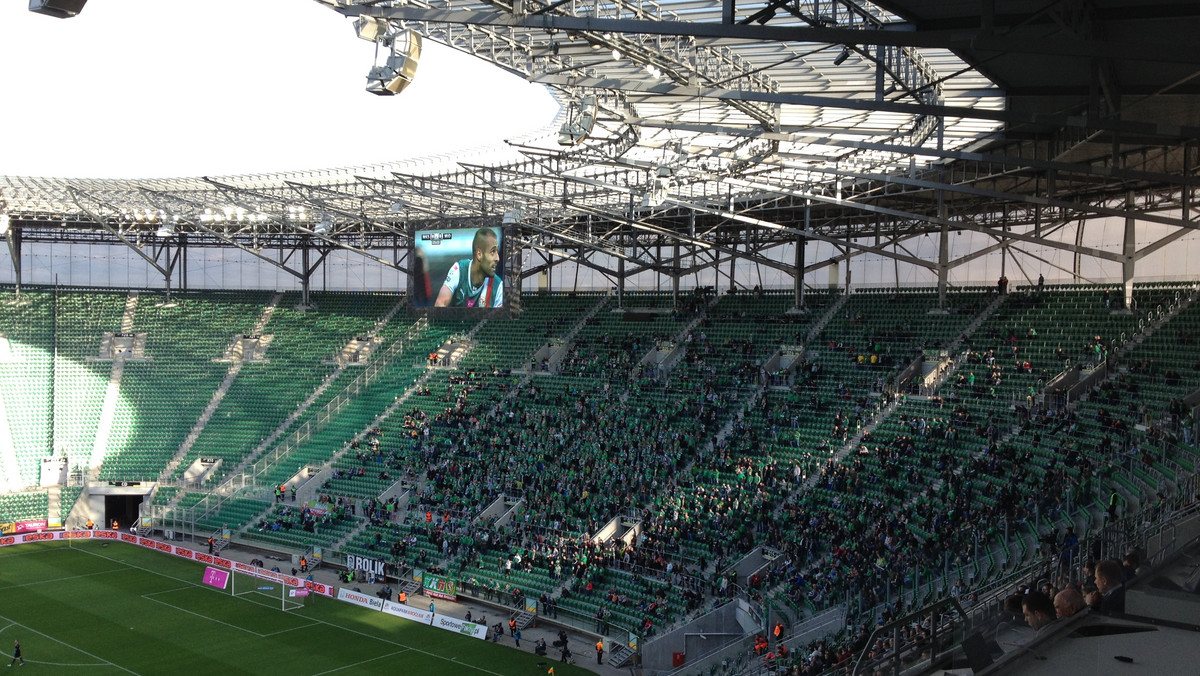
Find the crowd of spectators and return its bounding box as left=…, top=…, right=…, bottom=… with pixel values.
left=246, top=286, right=1197, bottom=675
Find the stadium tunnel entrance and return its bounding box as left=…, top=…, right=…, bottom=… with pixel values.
left=104, top=492, right=144, bottom=532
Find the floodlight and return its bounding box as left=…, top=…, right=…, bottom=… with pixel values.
left=29, top=0, right=86, bottom=18
left=557, top=95, right=599, bottom=146
left=155, top=224, right=176, bottom=238
left=640, top=177, right=671, bottom=208
left=833, top=47, right=850, bottom=66
left=314, top=215, right=334, bottom=235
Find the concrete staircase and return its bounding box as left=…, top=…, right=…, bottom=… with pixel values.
left=1113, top=284, right=1199, bottom=360
left=46, top=485, right=62, bottom=528
left=160, top=293, right=284, bottom=481
left=805, top=292, right=850, bottom=343
left=220, top=314, right=431, bottom=491
left=86, top=290, right=143, bottom=481
left=547, top=296, right=609, bottom=373
left=86, top=361, right=126, bottom=482
left=946, top=292, right=1008, bottom=354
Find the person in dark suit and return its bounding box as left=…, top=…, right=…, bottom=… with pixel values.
left=1086, top=559, right=1125, bottom=615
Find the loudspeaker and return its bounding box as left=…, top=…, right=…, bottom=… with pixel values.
left=366, top=30, right=422, bottom=96
left=383, top=30, right=422, bottom=94
left=29, top=0, right=87, bottom=18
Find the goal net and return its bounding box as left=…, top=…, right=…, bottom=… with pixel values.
left=230, top=569, right=306, bottom=612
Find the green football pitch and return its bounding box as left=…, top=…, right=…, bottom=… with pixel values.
left=0, top=540, right=590, bottom=675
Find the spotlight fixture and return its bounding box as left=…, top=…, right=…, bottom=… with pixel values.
left=640, top=177, right=672, bottom=208
left=833, top=47, right=850, bottom=66
left=314, top=215, right=334, bottom=235
left=155, top=224, right=176, bottom=238
left=557, top=94, right=599, bottom=146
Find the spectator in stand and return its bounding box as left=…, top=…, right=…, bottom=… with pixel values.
left=1085, top=559, right=1126, bottom=615
left=1022, top=592, right=1057, bottom=635
left=1054, top=588, right=1086, bottom=618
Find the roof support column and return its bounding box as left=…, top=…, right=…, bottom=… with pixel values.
left=5, top=226, right=21, bottom=297
left=617, top=254, right=625, bottom=308
left=300, top=238, right=315, bottom=309
left=179, top=233, right=188, bottom=291
left=936, top=183, right=949, bottom=310
left=722, top=0, right=735, bottom=24
left=1123, top=191, right=1136, bottom=310
left=796, top=201, right=809, bottom=308
left=160, top=240, right=176, bottom=304
left=844, top=227, right=852, bottom=294
left=672, top=240, right=680, bottom=308
left=729, top=228, right=738, bottom=293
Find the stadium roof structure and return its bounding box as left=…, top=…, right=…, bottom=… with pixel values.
left=2, top=0, right=1199, bottom=296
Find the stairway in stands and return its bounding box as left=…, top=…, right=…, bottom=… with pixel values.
left=547, top=296, right=609, bottom=373
left=160, top=292, right=284, bottom=481
left=87, top=292, right=140, bottom=481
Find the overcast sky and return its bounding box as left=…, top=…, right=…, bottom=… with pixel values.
left=0, top=0, right=559, bottom=179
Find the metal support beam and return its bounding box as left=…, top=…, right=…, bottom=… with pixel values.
left=795, top=211, right=806, bottom=310
left=672, top=240, right=680, bottom=308
left=339, top=5, right=1200, bottom=66
left=68, top=188, right=174, bottom=281
left=617, top=255, right=625, bottom=307
left=301, top=242, right=313, bottom=308
left=937, top=184, right=949, bottom=310
left=1123, top=193, right=1136, bottom=309
left=179, top=233, right=188, bottom=291
left=5, top=227, right=21, bottom=296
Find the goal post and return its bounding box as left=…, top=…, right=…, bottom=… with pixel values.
left=229, top=568, right=306, bottom=612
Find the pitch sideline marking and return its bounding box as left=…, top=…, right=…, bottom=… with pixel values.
left=26, top=659, right=119, bottom=667
left=0, top=612, right=141, bottom=675
left=308, top=649, right=408, bottom=675
left=76, top=545, right=511, bottom=676
left=2, top=567, right=129, bottom=589
left=139, top=592, right=272, bottom=638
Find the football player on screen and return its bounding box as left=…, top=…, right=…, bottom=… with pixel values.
left=434, top=228, right=503, bottom=308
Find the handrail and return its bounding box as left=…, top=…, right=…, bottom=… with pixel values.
left=851, top=596, right=967, bottom=676
left=235, top=318, right=431, bottom=487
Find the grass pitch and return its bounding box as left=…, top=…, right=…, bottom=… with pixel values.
left=0, top=540, right=589, bottom=675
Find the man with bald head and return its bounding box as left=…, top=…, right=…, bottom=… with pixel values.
left=1054, top=588, right=1086, bottom=618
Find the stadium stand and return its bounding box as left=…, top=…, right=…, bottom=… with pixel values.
left=3, top=285, right=1198, bottom=676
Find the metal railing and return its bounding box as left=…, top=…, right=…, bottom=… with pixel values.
left=228, top=329, right=423, bottom=489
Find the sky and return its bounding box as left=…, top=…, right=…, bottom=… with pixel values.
left=0, top=0, right=560, bottom=179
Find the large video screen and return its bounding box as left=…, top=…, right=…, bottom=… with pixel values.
left=410, top=218, right=513, bottom=315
